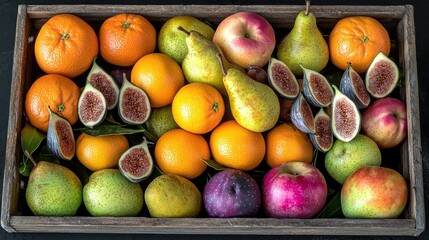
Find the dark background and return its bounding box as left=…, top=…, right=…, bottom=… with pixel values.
left=1, top=0, right=428, bottom=239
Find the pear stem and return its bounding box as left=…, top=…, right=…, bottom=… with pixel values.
left=305, top=0, right=311, bottom=16
left=216, top=53, right=227, bottom=77
left=177, top=26, right=190, bottom=36
left=24, top=150, right=37, bottom=168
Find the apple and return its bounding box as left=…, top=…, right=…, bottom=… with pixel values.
left=341, top=166, right=408, bottom=218
left=203, top=169, right=261, bottom=217
left=262, top=162, right=327, bottom=218
left=213, top=12, right=276, bottom=68
left=361, top=97, right=407, bottom=149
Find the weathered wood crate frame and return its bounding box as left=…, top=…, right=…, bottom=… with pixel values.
left=1, top=4, right=424, bottom=236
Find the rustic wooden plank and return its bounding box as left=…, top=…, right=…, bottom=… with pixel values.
left=1, top=4, right=29, bottom=233
left=10, top=216, right=416, bottom=235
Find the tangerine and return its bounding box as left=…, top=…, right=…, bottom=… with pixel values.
left=34, top=14, right=98, bottom=78
left=99, top=13, right=156, bottom=67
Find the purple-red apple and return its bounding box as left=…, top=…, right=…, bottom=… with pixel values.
left=361, top=97, right=407, bottom=149
left=262, top=162, right=327, bottom=218
left=213, top=12, right=276, bottom=68
left=203, top=169, right=261, bottom=217
left=341, top=166, right=408, bottom=218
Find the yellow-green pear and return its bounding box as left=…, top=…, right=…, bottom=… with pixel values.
left=217, top=53, right=280, bottom=133
left=277, top=0, right=329, bottom=77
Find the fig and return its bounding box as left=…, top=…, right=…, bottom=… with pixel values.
left=331, top=85, right=361, bottom=142
left=365, top=52, right=399, bottom=98
left=340, top=62, right=370, bottom=109
left=87, top=58, right=120, bottom=110
left=267, top=58, right=299, bottom=99
left=301, top=64, right=334, bottom=107
left=309, top=108, right=333, bottom=152
left=246, top=65, right=268, bottom=84
left=47, top=107, right=75, bottom=160
left=118, top=137, right=154, bottom=183
left=78, top=82, right=107, bottom=128
left=291, top=93, right=315, bottom=133
left=118, top=73, right=151, bottom=125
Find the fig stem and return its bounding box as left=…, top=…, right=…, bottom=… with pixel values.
left=216, top=53, right=227, bottom=77
left=177, top=26, right=190, bottom=36
left=305, top=0, right=311, bottom=16
left=24, top=150, right=37, bottom=168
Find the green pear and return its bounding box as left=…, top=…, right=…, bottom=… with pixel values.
left=277, top=0, right=329, bottom=76
left=179, top=27, right=242, bottom=96
left=25, top=161, right=82, bottom=216
left=83, top=169, right=143, bottom=217
left=158, top=16, right=215, bottom=64
left=145, top=105, right=179, bottom=139
left=144, top=174, right=202, bottom=217
left=217, top=53, right=280, bottom=133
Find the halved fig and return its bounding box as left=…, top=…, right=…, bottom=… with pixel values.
left=87, top=58, right=120, bottom=110
left=118, top=137, right=154, bottom=183
left=118, top=73, right=151, bottom=125
left=331, top=85, right=361, bottom=142
left=309, top=108, right=333, bottom=152
left=340, top=62, right=371, bottom=109
left=365, top=52, right=399, bottom=98
left=47, top=107, right=75, bottom=160
left=246, top=65, right=268, bottom=84
left=291, top=93, right=315, bottom=133
left=301, top=64, right=334, bottom=107
left=78, top=82, right=107, bottom=128
left=268, top=58, right=299, bottom=99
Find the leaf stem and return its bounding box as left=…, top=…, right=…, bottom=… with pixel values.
left=24, top=150, right=37, bottom=167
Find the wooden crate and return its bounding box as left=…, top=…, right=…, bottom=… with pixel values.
left=1, top=4, right=424, bottom=236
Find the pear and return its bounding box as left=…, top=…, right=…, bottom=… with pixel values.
left=277, top=0, right=329, bottom=77
left=179, top=26, right=242, bottom=96
left=217, top=53, right=280, bottom=133
left=25, top=152, right=82, bottom=216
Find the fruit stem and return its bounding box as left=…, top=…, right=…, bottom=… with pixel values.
left=305, top=0, right=311, bottom=16
left=24, top=150, right=37, bottom=168
left=216, top=53, right=227, bottom=77
left=177, top=26, right=190, bottom=36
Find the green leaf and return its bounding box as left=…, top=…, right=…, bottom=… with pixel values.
left=21, top=123, right=46, bottom=154
left=202, top=158, right=228, bottom=171
left=77, top=124, right=158, bottom=143
left=317, top=191, right=343, bottom=218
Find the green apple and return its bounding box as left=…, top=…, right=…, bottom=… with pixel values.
left=341, top=166, right=408, bottom=218
left=83, top=169, right=143, bottom=216
left=144, top=174, right=202, bottom=217
left=325, top=134, right=381, bottom=184
left=158, top=15, right=215, bottom=64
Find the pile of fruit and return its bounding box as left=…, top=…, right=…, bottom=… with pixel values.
left=21, top=1, right=409, bottom=220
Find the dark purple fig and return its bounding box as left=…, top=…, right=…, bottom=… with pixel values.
left=301, top=64, right=334, bottom=107
left=78, top=82, right=107, bottom=128
left=118, top=137, right=154, bottom=183
left=47, top=107, right=75, bottom=160
left=309, top=108, right=333, bottom=152
left=291, top=93, right=315, bottom=133
left=246, top=65, right=268, bottom=84
left=331, top=85, right=361, bottom=142
left=118, top=73, right=151, bottom=125
left=87, top=58, right=120, bottom=110
left=268, top=58, right=299, bottom=99
left=340, top=62, right=370, bottom=109
left=365, top=52, right=399, bottom=98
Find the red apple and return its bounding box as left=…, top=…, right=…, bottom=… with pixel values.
left=361, top=97, right=407, bottom=149
left=213, top=12, right=276, bottom=68
left=262, top=162, right=327, bottom=218
left=341, top=166, right=408, bottom=218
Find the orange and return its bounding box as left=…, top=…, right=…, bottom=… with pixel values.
left=155, top=128, right=209, bottom=179
left=172, top=83, right=224, bottom=134
left=329, top=16, right=390, bottom=74
left=25, top=74, right=80, bottom=132
left=131, top=53, right=185, bottom=108
left=99, top=13, right=156, bottom=67
left=209, top=120, right=265, bottom=171
left=76, top=133, right=129, bottom=172
left=265, top=123, right=314, bottom=168
left=35, top=14, right=98, bottom=78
